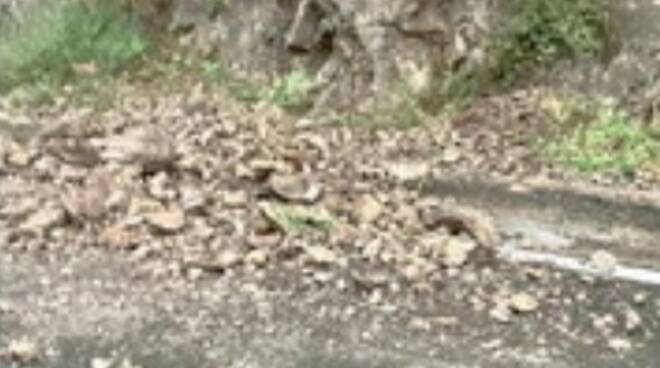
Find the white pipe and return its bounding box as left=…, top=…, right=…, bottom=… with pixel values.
left=498, top=247, right=660, bottom=287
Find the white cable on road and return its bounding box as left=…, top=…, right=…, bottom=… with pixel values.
left=498, top=247, right=660, bottom=287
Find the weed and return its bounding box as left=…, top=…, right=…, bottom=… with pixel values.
left=334, top=99, right=422, bottom=130
left=370, top=91, right=426, bottom=129
left=198, top=60, right=261, bottom=103
left=490, top=0, right=607, bottom=85
left=259, top=203, right=337, bottom=234
left=200, top=60, right=224, bottom=82
left=423, top=69, right=482, bottom=119
left=544, top=99, right=660, bottom=175
left=0, top=0, right=148, bottom=93
left=261, top=68, right=316, bottom=113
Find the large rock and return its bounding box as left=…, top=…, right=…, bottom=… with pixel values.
left=186, top=0, right=660, bottom=114
left=192, top=0, right=494, bottom=112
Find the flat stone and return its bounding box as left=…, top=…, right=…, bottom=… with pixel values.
left=269, top=174, right=323, bottom=204
left=21, top=205, right=66, bottom=233
left=356, top=194, right=384, bottom=224
left=442, top=237, right=478, bottom=267
left=509, top=292, right=540, bottom=313
left=145, top=207, right=186, bottom=233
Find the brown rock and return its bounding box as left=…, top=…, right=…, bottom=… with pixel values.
left=6, top=337, right=38, bottom=362
left=385, top=161, right=431, bottom=182
left=42, top=138, right=101, bottom=168
left=589, top=250, right=618, bottom=275
left=393, top=203, right=420, bottom=229
left=180, top=186, right=207, bottom=212
left=249, top=159, right=287, bottom=181
left=99, top=225, right=137, bottom=249
left=269, top=174, right=323, bottom=203
left=145, top=207, right=186, bottom=233
left=442, top=237, right=478, bottom=267
left=61, top=173, right=112, bottom=221
left=234, top=163, right=253, bottom=179
left=509, top=292, right=540, bottom=313
left=419, top=199, right=500, bottom=248
left=489, top=303, right=512, bottom=323
left=247, top=232, right=282, bottom=248
left=608, top=338, right=632, bottom=352
left=246, top=249, right=269, bottom=267
left=440, top=146, right=462, bottom=163
left=5, top=143, right=33, bottom=167
left=222, top=190, right=248, bottom=208
left=216, top=249, right=243, bottom=269
left=21, top=204, right=66, bottom=233
left=90, top=357, right=114, bottom=368
left=355, top=194, right=384, bottom=224
left=95, top=126, right=177, bottom=173
left=624, top=308, right=642, bottom=332
left=129, top=197, right=165, bottom=218
left=401, top=259, right=433, bottom=283
left=304, top=245, right=338, bottom=265
left=148, top=172, right=177, bottom=201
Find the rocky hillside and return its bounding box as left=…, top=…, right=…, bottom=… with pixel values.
left=2, top=0, right=660, bottom=114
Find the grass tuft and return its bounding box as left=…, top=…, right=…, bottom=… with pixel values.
left=261, top=68, right=316, bottom=113
left=544, top=98, right=660, bottom=175
left=0, top=0, right=148, bottom=93
left=490, top=0, right=607, bottom=85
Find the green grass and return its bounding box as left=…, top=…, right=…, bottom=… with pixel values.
left=199, top=60, right=262, bottom=102
left=261, top=68, right=316, bottom=113
left=420, top=69, right=481, bottom=119
left=415, top=0, right=607, bottom=121
left=259, top=203, right=337, bottom=234
left=200, top=61, right=316, bottom=112
left=490, top=0, right=607, bottom=85
left=0, top=0, right=148, bottom=93
left=327, top=95, right=425, bottom=130
left=544, top=100, right=660, bottom=175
